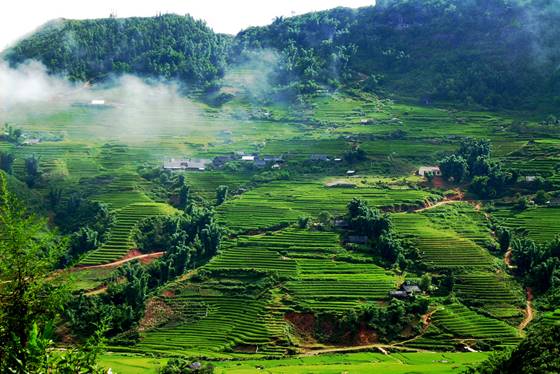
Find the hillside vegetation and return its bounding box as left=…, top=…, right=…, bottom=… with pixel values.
left=1, top=1, right=560, bottom=373
left=6, top=1, right=560, bottom=108
left=5, top=14, right=230, bottom=85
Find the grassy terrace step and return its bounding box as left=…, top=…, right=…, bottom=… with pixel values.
left=135, top=287, right=289, bottom=356
left=542, top=309, right=560, bottom=326
left=493, top=206, right=560, bottom=244
left=205, top=228, right=396, bottom=313
left=454, top=272, right=524, bottom=319
left=392, top=213, right=495, bottom=269
left=217, top=181, right=438, bottom=232
left=79, top=202, right=175, bottom=265
left=431, top=303, right=521, bottom=342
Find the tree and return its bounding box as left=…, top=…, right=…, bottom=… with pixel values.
left=24, top=154, right=41, bottom=187
left=374, top=232, right=402, bottom=263
left=533, top=190, right=549, bottom=205
left=419, top=273, right=432, bottom=292
left=347, top=199, right=392, bottom=239
left=496, top=226, right=512, bottom=253
left=458, top=138, right=491, bottom=169
left=511, top=238, right=543, bottom=276
left=216, top=185, right=228, bottom=205
left=179, top=183, right=190, bottom=209
left=466, top=323, right=560, bottom=374
left=0, top=151, right=14, bottom=174
left=0, top=172, right=105, bottom=372
left=439, top=154, right=468, bottom=182
left=0, top=173, right=62, bottom=370
left=343, top=147, right=367, bottom=164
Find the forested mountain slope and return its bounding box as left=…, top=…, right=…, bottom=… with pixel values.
left=4, top=14, right=231, bottom=85
left=234, top=0, right=560, bottom=108
left=6, top=1, right=560, bottom=109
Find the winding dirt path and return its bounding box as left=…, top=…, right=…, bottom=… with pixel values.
left=301, top=343, right=431, bottom=356
left=519, top=288, right=535, bottom=330
left=504, top=248, right=515, bottom=269
left=77, top=251, right=164, bottom=270
left=415, top=199, right=462, bottom=213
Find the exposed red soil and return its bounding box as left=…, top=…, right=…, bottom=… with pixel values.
left=519, top=287, right=535, bottom=330
left=285, top=312, right=316, bottom=338
left=355, top=323, right=378, bottom=345
left=139, top=298, right=175, bottom=332
left=504, top=248, right=515, bottom=269
left=431, top=176, right=445, bottom=189
left=76, top=250, right=164, bottom=270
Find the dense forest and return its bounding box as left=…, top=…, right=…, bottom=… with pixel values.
left=5, top=0, right=560, bottom=108
left=234, top=0, right=560, bottom=108
left=5, top=14, right=231, bottom=85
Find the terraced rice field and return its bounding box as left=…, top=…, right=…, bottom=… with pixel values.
left=218, top=181, right=439, bottom=232
left=431, top=304, right=521, bottom=344
left=504, top=141, right=560, bottom=177
left=494, top=206, right=560, bottom=243
left=206, top=228, right=396, bottom=313
left=393, top=213, right=495, bottom=269
left=185, top=171, right=250, bottom=200
left=207, top=242, right=298, bottom=278
left=542, top=309, right=560, bottom=326
left=454, top=272, right=524, bottom=318
left=135, top=285, right=289, bottom=356
left=79, top=202, right=175, bottom=265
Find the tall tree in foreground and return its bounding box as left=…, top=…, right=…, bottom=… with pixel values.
left=0, top=172, right=104, bottom=373
left=464, top=323, right=560, bottom=374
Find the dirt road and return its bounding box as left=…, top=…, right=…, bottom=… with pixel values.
left=519, top=288, right=535, bottom=330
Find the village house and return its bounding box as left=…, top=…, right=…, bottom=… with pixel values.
left=254, top=160, right=267, bottom=168
left=310, top=154, right=330, bottom=161
left=22, top=138, right=41, bottom=146
left=525, top=175, right=537, bottom=182
left=346, top=170, right=356, bottom=176
left=186, top=159, right=211, bottom=171
left=347, top=235, right=368, bottom=244
left=213, top=155, right=235, bottom=168
left=390, top=283, right=422, bottom=299
left=241, top=155, right=256, bottom=161
left=334, top=219, right=350, bottom=229
left=418, top=166, right=441, bottom=177
left=163, top=159, right=189, bottom=171
left=163, top=158, right=211, bottom=171
left=262, top=155, right=283, bottom=163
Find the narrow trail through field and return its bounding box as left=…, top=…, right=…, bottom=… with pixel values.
left=414, top=189, right=464, bottom=213
left=415, top=199, right=462, bottom=213
left=504, top=248, right=515, bottom=269
left=301, top=343, right=432, bottom=356
left=519, top=288, right=535, bottom=330
left=77, top=251, right=164, bottom=270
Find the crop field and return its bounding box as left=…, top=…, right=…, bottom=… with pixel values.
left=184, top=171, right=251, bottom=200
left=454, top=272, right=524, bottom=318
left=217, top=181, right=439, bottom=232
left=79, top=202, right=176, bottom=265
left=392, top=210, right=495, bottom=269
left=134, top=283, right=290, bottom=357
left=430, top=303, right=521, bottom=345
left=212, top=352, right=489, bottom=374
left=3, top=85, right=549, bottom=363
left=542, top=309, right=560, bottom=326
left=493, top=206, right=560, bottom=243
left=98, top=352, right=489, bottom=374
left=502, top=140, right=560, bottom=178
left=206, top=228, right=396, bottom=312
